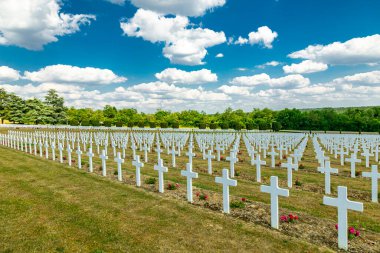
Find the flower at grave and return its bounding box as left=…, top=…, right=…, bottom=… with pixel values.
left=198, top=193, right=209, bottom=201
left=281, top=214, right=299, bottom=223
left=175, top=183, right=180, bottom=188
left=298, top=164, right=305, bottom=170
left=167, top=183, right=178, bottom=190
left=63, top=156, right=67, bottom=160
left=196, top=192, right=200, bottom=197
left=241, top=197, right=246, bottom=202
left=335, top=224, right=338, bottom=230
left=355, top=230, right=360, bottom=237
left=280, top=215, right=288, bottom=222
left=220, top=156, right=224, bottom=160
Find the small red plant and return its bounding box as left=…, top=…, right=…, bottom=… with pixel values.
left=167, top=183, right=179, bottom=190
left=280, top=214, right=299, bottom=223
left=335, top=225, right=361, bottom=240
left=241, top=197, right=247, bottom=202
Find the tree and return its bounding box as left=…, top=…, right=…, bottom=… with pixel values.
left=272, top=121, right=282, bottom=132
left=24, top=98, right=52, bottom=124
left=6, top=94, right=26, bottom=124
left=44, top=89, right=66, bottom=124
left=0, top=88, right=9, bottom=123
left=103, top=105, right=117, bottom=119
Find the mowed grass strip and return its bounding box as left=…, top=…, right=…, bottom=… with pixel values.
left=0, top=147, right=332, bottom=253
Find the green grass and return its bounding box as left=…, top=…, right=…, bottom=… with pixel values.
left=0, top=147, right=331, bottom=253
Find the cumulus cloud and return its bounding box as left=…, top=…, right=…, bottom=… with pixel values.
left=216, top=53, right=224, bottom=58
left=217, top=85, right=250, bottom=95
left=105, top=0, right=126, bottom=5
left=256, top=61, right=281, bottom=69
left=230, top=73, right=310, bottom=89
left=129, top=0, right=226, bottom=17
left=0, top=0, right=95, bottom=50
left=0, top=66, right=20, bottom=81
left=23, top=65, right=127, bottom=85
left=233, top=26, right=278, bottom=48
left=288, top=34, right=380, bottom=65
left=120, top=9, right=226, bottom=65
left=283, top=60, right=328, bottom=74
left=333, top=70, right=380, bottom=86
left=155, top=68, right=217, bottom=84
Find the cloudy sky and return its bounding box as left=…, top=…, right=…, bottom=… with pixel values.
left=0, top=0, right=379, bottom=112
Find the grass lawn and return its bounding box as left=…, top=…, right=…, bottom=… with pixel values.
left=0, top=146, right=332, bottom=253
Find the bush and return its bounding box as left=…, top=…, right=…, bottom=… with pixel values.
left=167, top=183, right=179, bottom=190
left=272, top=121, right=282, bottom=132
left=138, top=121, right=145, bottom=128
left=127, top=122, right=134, bottom=128
left=230, top=201, right=245, bottom=208
left=145, top=177, right=156, bottom=184
left=160, top=122, right=168, bottom=128
left=115, top=121, right=123, bottom=127
left=209, top=122, right=218, bottom=129
left=81, top=119, right=90, bottom=126
left=69, top=119, right=79, bottom=126
left=198, top=123, right=207, bottom=129
left=149, top=122, right=156, bottom=128
left=171, top=121, right=180, bottom=128
left=90, top=118, right=100, bottom=127
left=103, top=120, right=113, bottom=127
left=220, top=122, right=229, bottom=130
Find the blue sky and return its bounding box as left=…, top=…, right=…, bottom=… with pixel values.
left=0, top=0, right=379, bottom=112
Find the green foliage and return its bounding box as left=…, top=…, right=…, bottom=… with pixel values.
left=230, top=201, right=245, bottom=208
left=145, top=177, right=156, bottom=184
left=103, top=119, right=113, bottom=127
left=160, top=122, right=168, bottom=128
left=272, top=121, right=282, bottom=132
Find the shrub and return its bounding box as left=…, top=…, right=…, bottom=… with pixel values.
left=149, top=122, right=156, bottom=128
left=171, top=121, right=180, bottom=128
left=113, top=169, right=118, bottom=175
left=196, top=192, right=209, bottom=201
left=230, top=201, right=245, bottom=208
left=160, top=122, right=168, bottom=128
left=138, top=121, right=145, bottom=128
left=281, top=214, right=299, bottom=223
left=69, top=119, right=79, bottom=126
left=167, top=183, right=179, bottom=190
left=81, top=119, right=90, bottom=126
left=298, top=164, right=305, bottom=170
left=127, top=122, right=134, bottom=128
left=198, top=123, right=206, bottom=129
left=145, top=177, right=156, bottom=184
left=295, top=178, right=302, bottom=187
left=209, top=122, right=218, bottom=129
left=103, top=120, right=113, bottom=127
left=90, top=118, right=100, bottom=126
left=115, top=121, right=123, bottom=127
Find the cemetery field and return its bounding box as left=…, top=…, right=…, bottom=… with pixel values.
left=0, top=128, right=379, bottom=252
left=0, top=146, right=330, bottom=253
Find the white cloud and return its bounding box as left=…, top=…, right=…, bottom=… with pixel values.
left=0, top=0, right=95, bottom=50
left=283, top=60, right=328, bottom=74
left=105, top=0, right=126, bottom=5
left=288, top=34, right=380, bottom=65
left=23, top=65, right=127, bottom=85
left=216, top=53, right=224, bottom=58
left=120, top=9, right=226, bottom=65
left=217, top=85, right=250, bottom=95
left=129, top=0, right=226, bottom=17
left=256, top=61, right=281, bottom=69
left=0, top=66, right=20, bottom=81
left=230, top=73, right=310, bottom=88
left=333, top=70, right=380, bottom=86
left=155, top=68, right=217, bottom=84
left=248, top=26, right=278, bottom=49
left=232, top=26, right=278, bottom=48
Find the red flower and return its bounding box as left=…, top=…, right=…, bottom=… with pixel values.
left=204, top=195, right=209, bottom=200
left=335, top=224, right=338, bottom=230
left=294, top=215, right=299, bottom=220
left=280, top=215, right=288, bottom=222
left=241, top=197, right=246, bottom=202
left=175, top=183, right=180, bottom=188
left=196, top=192, right=200, bottom=197
left=349, top=227, right=356, bottom=234
left=355, top=230, right=360, bottom=237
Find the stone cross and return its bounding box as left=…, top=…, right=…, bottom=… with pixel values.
left=226, top=150, right=238, bottom=178
left=215, top=168, right=237, bottom=214
left=362, top=165, right=380, bottom=203
left=171, top=146, right=178, bottom=167
left=39, top=141, right=43, bottom=157
left=143, top=143, right=149, bottom=162
left=58, top=143, right=64, bottom=163
left=318, top=160, right=338, bottom=194
left=281, top=157, right=297, bottom=188
left=114, top=152, right=124, bottom=181
left=155, top=144, right=162, bottom=161
left=132, top=155, right=144, bottom=187
left=181, top=163, right=199, bottom=203
left=44, top=141, right=49, bottom=159
left=345, top=153, right=361, bottom=178
left=67, top=144, right=72, bottom=167
left=361, top=149, right=373, bottom=168
left=76, top=146, right=83, bottom=169
left=186, top=146, right=195, bottom=165
left=100, top=150, right=108, bottom=177
left=268, top=147, right=278, bottom=168
left=253, top=154, right=266, bottom=182
left=215, top=144, right=222, bottom=161
left=338, top=147, right=348, bottom=166
left=51, top=142, right=56, bottom=161
left=87, top=147, right=94, bottom=173
left=205, top=150, right=215, bottom=175
left=260, top=176, right=289, bottom=229
left=154, top=158, right=168, bottom=193
left=323, top=186, right=363, bottom=250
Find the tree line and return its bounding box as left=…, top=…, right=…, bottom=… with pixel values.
left=1, top=88, right=379, bottom=132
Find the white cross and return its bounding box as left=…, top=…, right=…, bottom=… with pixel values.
left=281, top=157, right=297, bottom=188
left=205, top=150, right=215, bottom=175
left=361, top=149, right=373, bottom=168
left=252, top=154, right=266, bottom=182
left=143, top=143, right=149, bottom=162
left=114, top=152, right=124, bottom=181
left=186, top=146, right=195, bottom=165
left=67, top=144, right=72, bottom=166
left=362, top=165, right=380, bottom=203
left=155, top=144, right=162, bottom=161
left=171, top=146, right=178, bottom=167
left=51, top=142, right=56, bottom=161
left=44, top=141, right=49, bottom=159
left=338, top=146, right=348, bottom=166
left=323, top=186, right=363, bottom=250
left=226, top=150, right=238, bottom=178
left=318, top=160, right=338, bottom=194
left=345, top=153, right=361, bottom=178
left=215, top=144, right=222, bottom=161
left=58, top=143, right=64, bottom=163
left=87, top=147, right=94, bottom=173
left=39, top=141, right=43, bottom=157
left=215, top=168, right=237, bottom=214
left=268, top=147, right=278, bottom=168
left=132, top=155, right=144, bottom=187
left=260, top=176, right=289, bottom=229
left=76, top=146, right=83, bottom=169
left=181, top=163, right=199, bottom=203
left=154, top=158, right=168, bottom=193
left=100, top=150, right=108, bottom=177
